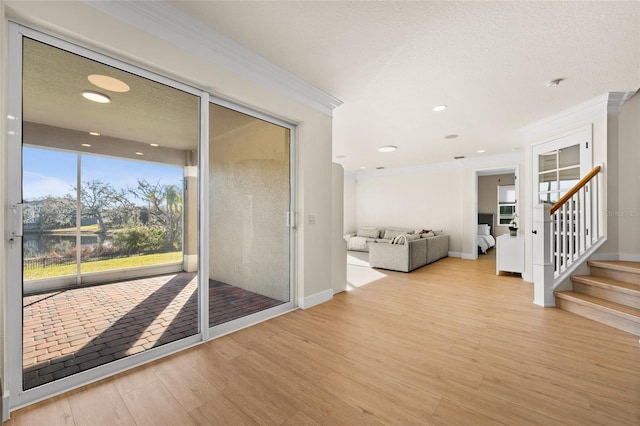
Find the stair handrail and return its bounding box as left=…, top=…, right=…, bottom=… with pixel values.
left=550, top=165, right=601, bottom=215
left=533, top=164, right=606, bottom=307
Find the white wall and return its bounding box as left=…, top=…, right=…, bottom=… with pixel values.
left=616, top=92, right=640, bottom=259
left=332, top=164, right=347, bottom=294
left=343, top=172, right=357, bottom=233
left=356, top=166, right=464, bottom=254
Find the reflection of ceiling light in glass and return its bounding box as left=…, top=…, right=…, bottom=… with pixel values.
left=8, top=131, right=16, bottom=135
left=135, top=152, right=144, bottom=156
left=82, top=143, right=91, bottom=147
left=378, top=145, right=398, bottom=152
left=433, top=105, right=447, bottom=112
left=82, top=91, right=111, bottom=103
left=7, top=115, right=16, bottom=120
left=88, top=74, right=130, bottom=92
left=150, top=143, right=159, bottom=147
left=89, top=131, right=101, bottom=136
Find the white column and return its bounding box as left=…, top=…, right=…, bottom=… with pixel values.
left=533, top=204, right=556, bottom=307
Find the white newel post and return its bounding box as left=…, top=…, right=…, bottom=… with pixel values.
left=533, top=204, right=555, bottom=307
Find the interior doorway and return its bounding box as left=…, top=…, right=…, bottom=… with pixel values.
left=474, top=166, right=519, bottom=266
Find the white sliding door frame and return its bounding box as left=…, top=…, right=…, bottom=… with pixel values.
left=206, top=96, right=297, bottom=338
left=6, top=22, right=206, bottom=412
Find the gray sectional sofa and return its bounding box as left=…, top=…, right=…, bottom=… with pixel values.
left=345, top=227, right=449, bottom=272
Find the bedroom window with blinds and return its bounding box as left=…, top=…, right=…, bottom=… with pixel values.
left=498, top=185, right=516, bottom=226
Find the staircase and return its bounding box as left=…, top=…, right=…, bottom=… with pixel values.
left=555, top=260, right=640, bottom=337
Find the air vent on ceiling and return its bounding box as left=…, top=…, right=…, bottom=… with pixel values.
left=376, top=166, right=385, bottom=170
left=454, top=156, right=465, bottom=160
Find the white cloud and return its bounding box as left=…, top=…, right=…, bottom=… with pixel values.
left=23, top=171, right=74, bottom=200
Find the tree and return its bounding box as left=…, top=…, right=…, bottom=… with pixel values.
left=130, top=179, right=182, bottom=249
left=76, top=180, right=120, bottom=234
left=33, top=196, right=76, bottom=230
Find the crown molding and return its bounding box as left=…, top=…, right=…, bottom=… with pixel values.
left=82, top=0, right=342, bottom=117
left=519, top=92, right=635, bottom=143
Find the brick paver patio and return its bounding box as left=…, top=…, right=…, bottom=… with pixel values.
left=23, top=273, right=285, bottom=390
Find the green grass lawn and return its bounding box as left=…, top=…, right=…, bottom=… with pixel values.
left=24, top=251, right=182, bottom=280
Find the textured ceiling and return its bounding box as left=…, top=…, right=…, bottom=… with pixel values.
left=171, top=0, right=640, bottom=171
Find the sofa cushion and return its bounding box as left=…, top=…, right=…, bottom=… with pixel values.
left=356, top=227, right=380, bottom=238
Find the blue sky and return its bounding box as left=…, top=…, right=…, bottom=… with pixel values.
left=23, top=147, right=183, bottom=202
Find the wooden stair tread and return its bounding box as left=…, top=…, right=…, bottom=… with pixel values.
left=554, top=291, right=640, bottom=321
left=572, top=275, right=640, bottom=294
left=587, top=260, right=640, bottom=275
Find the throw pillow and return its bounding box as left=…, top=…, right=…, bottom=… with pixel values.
left=478, top=224, right=490, bottom=236
left=383, top=229, right=407, bottom=240
left=356, top=227, right=380, bottom=238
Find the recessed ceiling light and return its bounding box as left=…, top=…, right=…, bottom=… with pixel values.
left=88, top=74, right=130, bottom=93
left=444, top=134, right=458, bottom=139
left=82, top=143, right=92, bottom=147
left=135, top=152, right=144, bottom=156
left=8, top=131, right=16, bottom=136
left=150, top=143, right=159, bottom=147
left=545, top=78, right=564, bottom=87
left=359, top=166, right=366, bottom=170
left=377, top=145, right=398, bottom=153
left=433, top=105, right=447, bottom=112
left=477, top=149, right=486, bottom=153
left=89, top=131, right=101, bottom=136
left=82, top=91, right=111, bottom=103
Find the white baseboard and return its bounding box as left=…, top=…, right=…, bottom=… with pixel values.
left=590, top=253, right=640, bottom=262
left=2, top=391, right=9, bottom=422
left=448, top=251, right=462, bottom=258
left=460, top=253, right=476, bottom=260
left=298, top=289, right=333, bottom=310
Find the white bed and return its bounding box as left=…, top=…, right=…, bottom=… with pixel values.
left=478, top=233, right=496, bottom=254
left=477, top=214, right=496, bottom=254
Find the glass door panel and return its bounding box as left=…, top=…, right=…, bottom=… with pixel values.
left=20, top=37, right=200, bottom=391
left=23, top=147, right=78, bottom=282
left=79, top=155, right=185, bottom=274
left=208, top=103, right=291, bottom=328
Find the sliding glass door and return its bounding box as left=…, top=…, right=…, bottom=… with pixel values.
left=208, top=102, right=295, bottom=334
left=11, top=31, right=202, bottom=398
left=8, top=23, right=296, bottom=411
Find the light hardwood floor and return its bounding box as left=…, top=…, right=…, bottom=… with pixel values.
left=6, top=255, right=640, bottom=425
